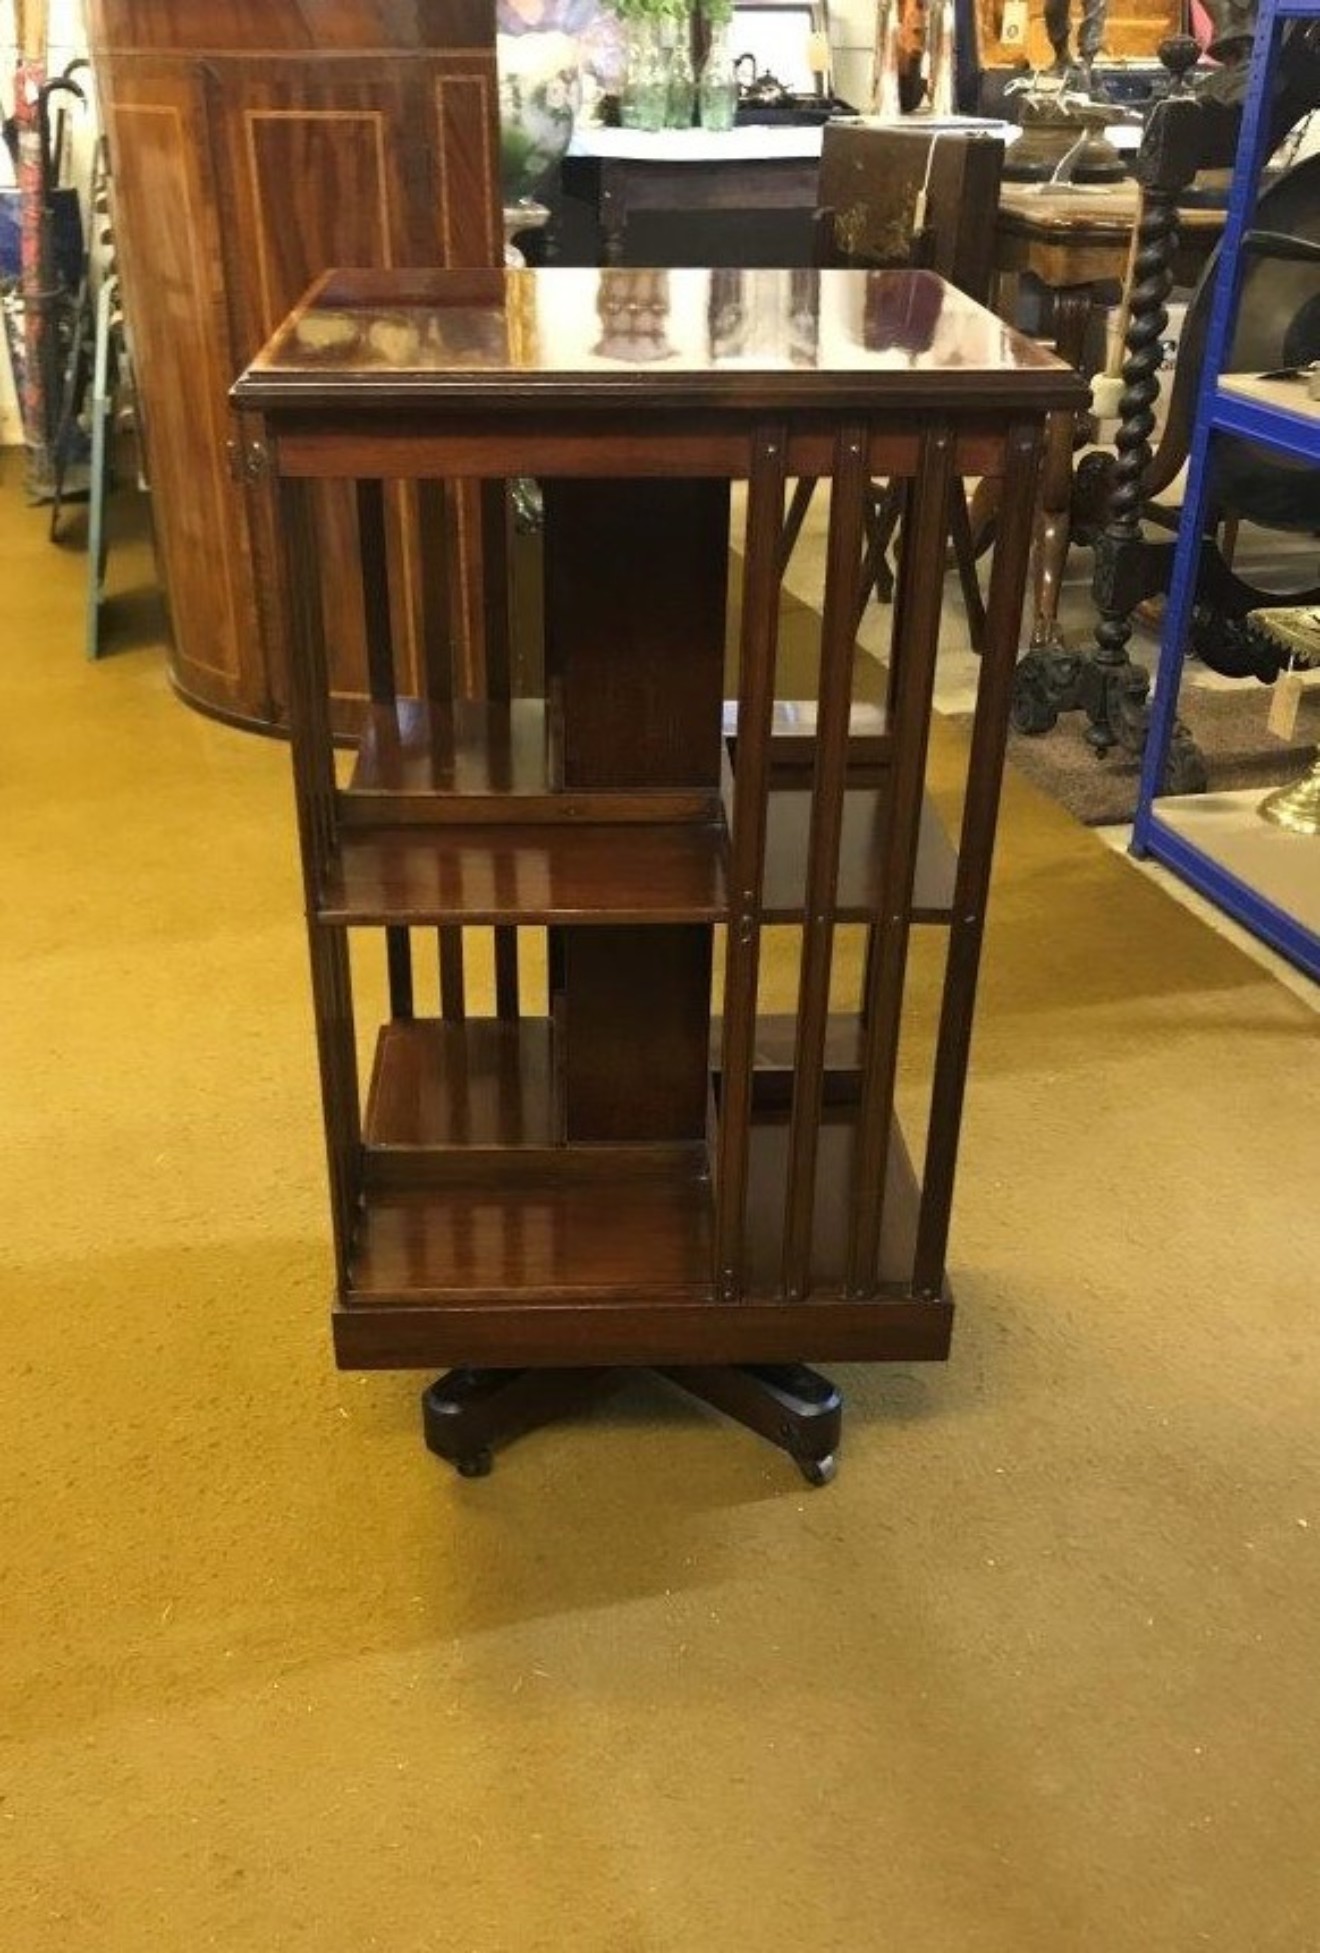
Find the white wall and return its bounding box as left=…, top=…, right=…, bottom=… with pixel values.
left=828, top=0, right=875, bottom=113
left=2, top=0, right=94, bottom=444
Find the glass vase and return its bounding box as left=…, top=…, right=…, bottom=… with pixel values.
left=496, top=27, right=582, bottom=202
left=621, top=19, right=668, bottom=132
left=666, top=25, right=696, bottom=129
left=698, top=22, right=738, bottom=132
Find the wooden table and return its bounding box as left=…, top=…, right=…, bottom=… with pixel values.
left=561, top=126, right=824, bottom=266
left=993, top=182, right=1224, bottom=650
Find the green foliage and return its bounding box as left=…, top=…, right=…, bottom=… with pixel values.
left=603, top=0, right=733, bottom=46
left=607, top=0, right=690, bottom=22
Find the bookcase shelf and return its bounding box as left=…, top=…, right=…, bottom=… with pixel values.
left=318, top=822, right=729, bottom=925
left=338, top=1109, right=932, bottom=1367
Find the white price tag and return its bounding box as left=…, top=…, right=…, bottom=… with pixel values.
left=1267, top=667, right=1304, bottom=742
left=1001, top=0, right=1029, bottom=47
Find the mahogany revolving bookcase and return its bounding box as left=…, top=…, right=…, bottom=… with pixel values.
left=233, top=266, right=1080, bottom=1484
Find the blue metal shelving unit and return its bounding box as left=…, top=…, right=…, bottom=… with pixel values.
left=1131, top=0, right=1320, bottom=981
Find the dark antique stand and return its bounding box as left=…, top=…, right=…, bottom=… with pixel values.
left=1010, top=93, right=1210, bottom=772
left=233, top=266, right=1078, bottom=1484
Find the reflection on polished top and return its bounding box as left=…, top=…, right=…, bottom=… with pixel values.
left=233, top=267, right=1082, bottom=412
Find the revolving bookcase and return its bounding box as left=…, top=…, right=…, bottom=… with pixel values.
left=233, top=265, right=1080, bottom=1482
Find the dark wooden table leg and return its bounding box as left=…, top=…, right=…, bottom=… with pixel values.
left=1026, top=283, right=1093, bottom=655
left=599, top=164, right=626, bottom=266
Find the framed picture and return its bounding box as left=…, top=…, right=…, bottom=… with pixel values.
left=958, top=0, right=1182, bottom=79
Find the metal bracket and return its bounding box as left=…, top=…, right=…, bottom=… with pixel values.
left=227, top=436, right=270, bottom=485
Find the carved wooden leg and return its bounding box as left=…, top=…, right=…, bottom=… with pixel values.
left=1028, top=285, right=1092, bottom=654
left=1084, top=108, right=1207, bottom=775
left=1011, top=96, right=1210, bottom=768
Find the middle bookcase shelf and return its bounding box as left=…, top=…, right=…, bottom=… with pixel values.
left=318, top=823, right=730, bottom=924
left=322, top=697, right=957, bottom=927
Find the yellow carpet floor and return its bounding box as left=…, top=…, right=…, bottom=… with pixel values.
left=2, top=463, right=1318, bottom=1951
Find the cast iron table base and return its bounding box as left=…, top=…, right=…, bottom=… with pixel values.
left=422, top=1363, right=844, bottom=1486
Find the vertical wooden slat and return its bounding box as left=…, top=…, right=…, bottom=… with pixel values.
left=412, top=477, right=465, bottom=1019
left=385, top=930, right=414, bottom=1020
left=449, top=480, right=485, bottom=697
left=780, top=423, right=870, bottom=1301
left=277, top=472, right=361, bottom=1289
left=439, top=929, right=467, bottom=1021
left=356, top=478, right=395, bottom=706
left=845, top=423, right=956, bottom=1296
left=494, top=928, right=520, bottom=1020
left=714, top=425, right=788, bottom=1296
left=279, top=475, right=337, bottom=879
left=481, top=478, right=512, bottom=701
left=717, top=453, right=779, bottom=1212
left=358, top=478, right=414, bottom=1022
left=913, top=420, right=1043, bottom=1296
left=481, top=478, right=520, bottom=1018
left=417, top=477, right=455, bottom=706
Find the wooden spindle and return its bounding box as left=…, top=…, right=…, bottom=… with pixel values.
left=846, top=422, right=954, bottom=1297
left=781, top=422, right=869, bottom=1301
left=713, top=424, right=788, bottom=1298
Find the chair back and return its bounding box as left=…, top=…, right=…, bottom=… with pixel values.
left=814, top=124, right=1005, bottom=302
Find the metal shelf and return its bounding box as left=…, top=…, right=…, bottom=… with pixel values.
left=1132, top=0, right=1320, bottom=982
left=1213, top=377, right=1320, bottom=465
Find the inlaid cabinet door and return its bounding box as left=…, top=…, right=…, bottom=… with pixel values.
left=99, top=60, right=272, bottom=722
left=207, top=53, right=501, bottom=711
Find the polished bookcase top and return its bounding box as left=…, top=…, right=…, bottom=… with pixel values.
left=233, top=266, right=1082, bottom=413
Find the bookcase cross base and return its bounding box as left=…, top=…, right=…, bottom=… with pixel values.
left=421, top=1363, right=844, bottom=1486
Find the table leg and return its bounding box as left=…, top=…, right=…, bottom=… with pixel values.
left=1027, top=285, right=1093, bottom=652
left=599, top=165, right=626, bottom=266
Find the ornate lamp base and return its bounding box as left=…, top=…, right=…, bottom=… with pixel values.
left=1003, top=117, right=1127, bottom=183
left=1260, top=759, right=1320, bottom=836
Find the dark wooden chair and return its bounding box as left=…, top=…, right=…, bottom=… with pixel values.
left=778, top=123, right=1006, bottom=651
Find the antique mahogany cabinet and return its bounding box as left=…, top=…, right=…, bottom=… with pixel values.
left=87, top=0, right=501, bottom=730
left=233, top=265, right=1081, bottom=1481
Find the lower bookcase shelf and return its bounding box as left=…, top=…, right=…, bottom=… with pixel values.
left=338, top=1013, right=950, bottom=1368
left=334, top=1283, right=954, bottom=1369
